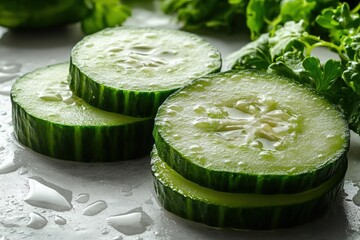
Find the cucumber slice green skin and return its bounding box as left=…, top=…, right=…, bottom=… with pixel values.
left=151, top=150, right=347, bottom=230
left=154, top=177, right=343, bottom=229
left=69, top=62, right=174, bottom=118
left=153, top=70, right=350, bottom=194
left=0, top=0, right=90, bottom=29
left=11, top=63, right=154, bottom=162
left=12, top=99, right=154, bottom=162
left=153, top=128, right=347, bottom=194
left=69, top=27, right=222, bottom=118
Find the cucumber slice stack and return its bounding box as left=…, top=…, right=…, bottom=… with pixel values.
left=11, top=27, right=221, bottom=162
left=152, top=70, right=350, bottom=229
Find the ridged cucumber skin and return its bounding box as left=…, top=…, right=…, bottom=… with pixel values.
left=151, top=153, right=347, bottom=230
left=69, top=27, right=222, bottom=118
left=11, top=101, right=154, bottom=162
left=153, top=70, right=350, bottom=194
left=0, top=0, right=90, bottom=29
left=153, top=126, right=348, bottom=195
left=10, top=62, right=154, bottom=162
left=69, top=61, right=174, bottom=118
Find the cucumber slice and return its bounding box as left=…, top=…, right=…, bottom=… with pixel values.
left=0, top=0, right=90, bottom=29
left=11, top=63, right=153, bottom=162
left=69, top=27, right=222, bottom=117
left=154, top=70, right=349, bottom=194
left=151, top=148, right=346, bottom=229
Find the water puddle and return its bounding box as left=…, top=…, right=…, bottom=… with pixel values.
left=82, top=200, right=108, bottom=216
left=106, top=208, right=153, bottom=235
left=26, top=212, right=47, bottom=229
left=24, top=177, right=72, bottom=211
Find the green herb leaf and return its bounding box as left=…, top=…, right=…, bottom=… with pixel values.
left=279, top=0, right=316, bottom=25
left=226, top=33, right=272, bottom=70
left=246, top=0, right=281, bottom=40
left=315, top=2, right=359, bottom=43
left=301, top=57, right=341, bottom=93
left=268, top=21, right=306, bottom=60
left=343, top=61, right=360, bottom=95
left=342, top=34, right=360, bottom=62
left=81, top=0, right=131, bottom=35
left=269, top=50, right=304, bottom=82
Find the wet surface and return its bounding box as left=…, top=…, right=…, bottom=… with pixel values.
left=1, top=3, right=360, bottom=240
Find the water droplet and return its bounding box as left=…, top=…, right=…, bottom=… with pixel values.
left=189, top=145, right=202, bottom=152
left=144, top=33, right=158, bottom=39
left=108, top=47, right=123, bottom=53
left=73, top=193, right=89, bottom=204
left=38, top=92, right=63, bottom=101
left=106, top=208, right=153, bottom=236
left=82, top=200, right=108, bottom=216
left=353, top=189, right=360, bottom=207
left=208, top=52, right=219, bottom=59
left=259, top=151, right=273, bottom=160
left=24, top=177, right=72, bottom=211
left=193, top=105, right=205, bottom=114
left=173, top=134, right=181, bottom=140
left=0, top=63, right=21, bottom=74
left=85, top=43, right=94, bottom=48
left=0, top=221, right=19, bottom=228
left=27, top=212, right=47, bottom=229
left=54, top=215, right=67, bottom=225
left=326, top=134, right=335, bottom=138
left=113, top=236, right=123, bottom=240
left=101, top=227, right=110, bottom=235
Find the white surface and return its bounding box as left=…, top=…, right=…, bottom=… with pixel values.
left=1, top=2, right=360, bottom=240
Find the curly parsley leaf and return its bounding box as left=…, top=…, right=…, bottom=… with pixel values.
left=269, top=50, right=304, bottom=81
left=342, top=34, right=360, bottom=62
left=301, top=57, right=341, bottom=93
left=343, top=61, right=360, bottom=94
left=315, top=2, right=360, bottom=43
left=268, top=21, right=306, bottom=59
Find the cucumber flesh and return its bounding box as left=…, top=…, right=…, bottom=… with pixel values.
left=154, top=70, right=349, bottom=194
left=69, top=27, right=222, bottom=117
left=11, top=63, right=153, bottom=162
left=151, top=148, right=346, bottom=229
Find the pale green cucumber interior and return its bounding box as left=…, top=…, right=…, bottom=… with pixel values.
left=156, top=71, right=348, bottom=175
left=11, top=63, right=148, bottom=126
left=151, top=149, right=345, bottom=207
left=71, top=27, right=221, bottom=91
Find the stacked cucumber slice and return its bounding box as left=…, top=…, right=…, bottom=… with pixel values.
left=151, top=70, right=350, bottom=229
left=69, top=27, right=221, bottom=117
left=10, top=27, right=221, bottom=162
